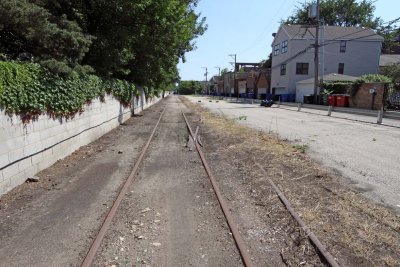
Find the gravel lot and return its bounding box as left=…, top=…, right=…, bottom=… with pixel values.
left=186, top=96, right=400, bottom=212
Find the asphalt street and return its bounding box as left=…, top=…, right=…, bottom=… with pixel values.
left=187, top=96, right=400, bottom=212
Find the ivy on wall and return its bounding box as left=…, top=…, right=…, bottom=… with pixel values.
left=0, top=61, right=136, bottom=122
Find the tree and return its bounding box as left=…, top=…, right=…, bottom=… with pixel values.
left=220, top=68, right=229, bottom=76
left=381, top=63, right=400, bottom=84
left=377, top=18, right=400, bottom=53
left=78, top=0, right=206, bottom=88
left=284, top=0, right=380, bottom=28
left=283, top=0, right=400, bottom=53
left=0, top=0, right=207, bottom=89
left=261, top=53, right=272, bottom=69
left=0, top=0, right=93, bottom=75
left=177, top=80, right=202, bottom=95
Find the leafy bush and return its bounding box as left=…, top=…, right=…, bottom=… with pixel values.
left=322, top=82, right=352, bottom=94
left=351, top=74, right=392, bottom=96
left=355, top=74, right=392, bottom=83
left=0, top=61, right=136, bottom=122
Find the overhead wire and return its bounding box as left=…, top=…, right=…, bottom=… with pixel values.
left=210, top=0, right=296, bottom=73
left=236, top=0, right=296, bottom=56
left=271, top=29, right=392, bottom=69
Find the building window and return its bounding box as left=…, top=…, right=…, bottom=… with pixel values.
left=338, top=63, right=344, bottom=74
left=296, top=63, right=309, bottom=75
left=340, top=41, right=346, bottom=52
left=281, top=40, right=288, bottom=53
left=274, top=44, right=280, bottom=56
left=280, top=64, right=286, bottom=75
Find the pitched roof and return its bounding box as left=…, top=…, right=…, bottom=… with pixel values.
left=210, top=75, right=222, bottom=82
left=256, top=68, right=271, bottom=84
left=280, top=24, right=383, bottom=41
left=296, top=73, right=358, bottom=84
left=380, top=54, right=400, bottom=66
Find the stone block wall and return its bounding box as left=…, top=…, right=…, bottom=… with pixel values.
left=0, top=93, right=166, bottom=195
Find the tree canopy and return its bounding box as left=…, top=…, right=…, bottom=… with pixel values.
left=177, top=80, right=202, bottom=95
left=283, top=0, right=399, bottom=51
left=220, top=68, right=229, bottom=76
left=0, top=0, right=93, bottom=74
left=0, top=0, right=206, bottom=89
left=381, top=63, right=400, bottom=84
left=284, top=0, right=380, bottom=28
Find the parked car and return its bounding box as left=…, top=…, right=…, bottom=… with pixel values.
left=260, top=99, right=274, bottom=107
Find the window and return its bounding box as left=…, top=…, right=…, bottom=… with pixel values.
left=274, top=44, right=280, bottom=56
left=280, top=64, right=286, bottom=75
left=296, top=63, right=309, bottom=75
left=340, top=41, right=346, bottom=53
left=338, top=63, right=344, bottom=74
left=281, top=40, right=288, bottom=53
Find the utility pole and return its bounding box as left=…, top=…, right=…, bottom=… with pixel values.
left=215, top=66, right=221, bottom=96
left=202, top=67, right=208, bottom=95
left=313, top=0, right=320, bottom=104
left=229, top=54, right=237, bottom=98
left=215, top=66, right=221, bottom=76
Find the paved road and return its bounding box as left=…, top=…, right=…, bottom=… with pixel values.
left=187, top=96, right=400, bottom=212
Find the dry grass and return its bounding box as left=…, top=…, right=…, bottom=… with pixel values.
left=182, top=97, right=400, bottom=267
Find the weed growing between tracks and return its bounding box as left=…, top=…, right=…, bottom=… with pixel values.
left=182, top=97, right=400, bottom=267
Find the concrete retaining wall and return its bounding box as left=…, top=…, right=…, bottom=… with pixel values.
left=0, top=92, right=167, bottom=195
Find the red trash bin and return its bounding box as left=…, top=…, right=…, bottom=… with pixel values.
left=336, top=95, right=349, bottom=107
left=328, top=95, right=337, bottom=106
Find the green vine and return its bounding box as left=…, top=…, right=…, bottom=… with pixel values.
left=0, top=61, right=136, bottom=123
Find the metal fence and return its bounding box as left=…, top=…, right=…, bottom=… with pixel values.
left=384, top=84, right=400, bottom=111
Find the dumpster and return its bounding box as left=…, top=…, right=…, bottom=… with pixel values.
left=336, top=95, right=349, bottom=107
left=328, top=95, right=337, bottom=106
left=303, top=95, right=314, bottom=104
left=288, top=94, right=296, bottom=102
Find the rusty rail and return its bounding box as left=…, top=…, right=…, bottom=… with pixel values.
left=182, top=112, right=255, bottom=267
left=255, top=163, right=340, bottom=267
left=81, top=107, right=166, bottom=267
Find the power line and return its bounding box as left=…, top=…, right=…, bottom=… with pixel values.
left=272, top=30, right=386, bottom=69
left=236, top=0, right=296, bottom=56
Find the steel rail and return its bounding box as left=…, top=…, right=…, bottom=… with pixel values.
left=255, top=163, right=340, bottom=267
left=81, top=107, right=166, bottom=267
left=182, top=112, right=255, bottom=267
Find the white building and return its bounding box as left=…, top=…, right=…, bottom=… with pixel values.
left=270, top=24, right=383, bottom=99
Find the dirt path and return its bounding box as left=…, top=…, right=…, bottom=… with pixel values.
left=0, top=102, right=165, bottom=266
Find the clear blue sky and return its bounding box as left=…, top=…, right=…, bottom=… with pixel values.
left=178, top=0, right=399, bottom=81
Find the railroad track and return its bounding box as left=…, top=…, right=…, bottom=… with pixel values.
left=80, top=99, right=340, bottom=267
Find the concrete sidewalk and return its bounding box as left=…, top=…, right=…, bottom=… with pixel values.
left=213, top=96, right=400, bottom=127
left=276, top=103, right=400, bottom=128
